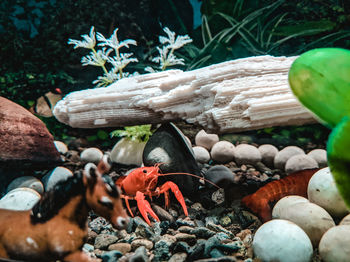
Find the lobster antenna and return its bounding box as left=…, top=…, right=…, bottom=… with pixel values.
left=158, top=172, right=221, bottom=189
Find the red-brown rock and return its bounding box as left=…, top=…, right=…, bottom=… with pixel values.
left=0, top=97, right=61, bottom=169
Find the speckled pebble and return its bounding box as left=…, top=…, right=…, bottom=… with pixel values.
left=234, top=144, right=262, bottom=165
left=169, top=252, right=187, bottom=262
left=174, top=233, right=197, bottom=245
left=108, top=242, right=131, bottom=254
left=285, top=154, right=319, bottom=174
left=101, top=250, right=123, bottom=262
left=195, top=130, right=219, bottom=150
left=258, top=144, right=278, bottom=167
left=131, top=239, right=153, bottom=250
left=94, top=234, right=118, bottom=250
left=80, top=147, right=103, bottom=164
left=307, top=149, right=327, bottom=168
left=210, top=141, right=235, bottom=163
left=190, top=227, right=216, bottom=239
left=274, top=146, right=305, bottom=170
left=193, top=146, right=211, bottom=163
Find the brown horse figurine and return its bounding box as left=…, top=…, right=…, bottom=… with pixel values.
left=0, top=155, right=129, bottom=262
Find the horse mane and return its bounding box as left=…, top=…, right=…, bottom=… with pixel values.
left=31, top=172, right=85, bottom=224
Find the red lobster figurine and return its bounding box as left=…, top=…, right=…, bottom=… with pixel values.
left=116, top=164, right=191, bottom=225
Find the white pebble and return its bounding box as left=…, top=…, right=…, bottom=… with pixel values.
left=234, top=144, right=261, bottom=165
left=210, top=141, right=235, bottom=163
left=319, top=225, right=350, bottom=262
left=253, top=219, right=313, bottom=262
left=285, top=154, right=318, bottom=174
left=274, top=146, right=305, bottom=170
left=258, top=144, right=278, bottom=167
left=110, top=138, right=146, bottom=166
left=308, top=167, right=349, bottom=218
left=42, top=166, right=73, bottom=191
left=192, top=146, right=210, bottom=163
left=7, top=176, right=44, bottom=195
left=194, top=130, right=219, bottom=150
left=0, top=188, right=41, bottom=210
left=54, top=140, right=68, bottom=154
left=275, top=202, right=335, bottom=247
left=307, top=149, right=327, bottom=167
left=272, top=196, right=309, bottom=219
left=80, top=147, right=103, bottom=164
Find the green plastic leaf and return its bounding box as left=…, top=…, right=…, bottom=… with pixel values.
left=289, top=48, right=350, bottom=128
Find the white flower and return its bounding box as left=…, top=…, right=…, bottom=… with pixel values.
left=93, top=71, right=119, bottom=87
left=108, top=53, right=138, bottom=70
left=81, top=48, right=111, bottom=67
left=68, top=26, right=96, bottom=49
left=97, top=28, right=137, bottom=50
left=159, top=27, right=193, bottom=49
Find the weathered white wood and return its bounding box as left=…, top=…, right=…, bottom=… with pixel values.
left=53, top=55, right=317, bottom=133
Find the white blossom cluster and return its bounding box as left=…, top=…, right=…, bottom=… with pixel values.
left=68, top=26, right=192, bottom=86
left=145, top=27, right=193, bottom=73
left=68, top=26, right=138, bottom=87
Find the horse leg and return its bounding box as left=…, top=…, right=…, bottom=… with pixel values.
left=63, top=251, right=97, bottom=262
left=0, top=244, right=9, bottom=259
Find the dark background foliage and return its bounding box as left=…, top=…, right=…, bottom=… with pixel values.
left=0, top=0, right=347, bottom=144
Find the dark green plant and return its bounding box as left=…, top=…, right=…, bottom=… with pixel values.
left=110, top=125, right=153, bottom=143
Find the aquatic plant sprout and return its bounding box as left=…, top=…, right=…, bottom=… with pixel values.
left=68, top=26, right=138, bottom=86
left=145, top=27, right=193, bottom=72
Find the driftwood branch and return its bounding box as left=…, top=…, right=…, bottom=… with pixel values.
left=53, top=55, right=316, bottom=133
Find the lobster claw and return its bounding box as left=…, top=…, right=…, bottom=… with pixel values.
left=159, top=181, right=188, bottom=217
left=135, top=191, right=160, bottom=225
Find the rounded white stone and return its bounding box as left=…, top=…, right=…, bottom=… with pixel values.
left=258, top=144, right=278, bottom=167
left=234, top=144, right=261, bottom=165
left=272, top=196, right=309, bottom=219
left=7, top=176, right=44, bottom=195
left=210, top=141, right=235, bottom=163
left=0, top=188, right=41, bottom=210
left=307, top=149, right=327, bottom=168
left=319, top=225, right=350, bottom=262
left=339, top=214, right=350, bottom=225
left=42, top=166, right=73, bottom=191
left=274, top=146, right=305, bottom=170
left=80, top=147, right=103, bottom=164
left=110, top=138, right=146, bottom=166
left=192, top=146, right=210, bottom=163
left=54, top=140, right=68, bottom=154
left=276, top=202, right=335, bottom=247
left=285, top=154, right=319, bottom=174
left=307, top=167, right=349, bottom=218
left=253, top=219, right=313, bottom=262
left=194, top=130, right=219, bottom=150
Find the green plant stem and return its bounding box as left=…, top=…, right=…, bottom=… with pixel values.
left=92, top=48, right=108, bottom=75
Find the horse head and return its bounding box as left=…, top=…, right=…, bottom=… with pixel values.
left=83, top=156, right=129, bottom=230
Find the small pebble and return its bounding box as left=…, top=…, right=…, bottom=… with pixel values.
left=94, top=234, right=118, bottom=250
left=101, top=250, right=123, bottom=262
left=54, top=140, right=68, bottom=154
left=131, top=239, right=153, bottom=250
left=80, top=147, right=103, bottom=164
left=129, top=246, right=149, bottom=262
left=169, top=252, right=187, bottom=262
left=42, top=166, right=73, bottom=191
left=253, top=219, right=313, bottom=262
left=234, top=144, right=262, bottom=166
left=319, top=225, right=350, bottom=262
left=258, top=144, right=278, bottom=167
left=285, top=154, right=319, bottom=173
left=193, top=146, right=211, bottom=163
left=195, top=130, right=219, bottom=150
left=7, top=176, right=44, bottom=195
left=307, top=149, right=327, bottom=167
left=0, top=188, right=40, bottom=211
left=274, top=146, right=305, bottom=170
left=108, top=243, right=131, bottom=254
left=210, top=141, right=235, bottom=163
